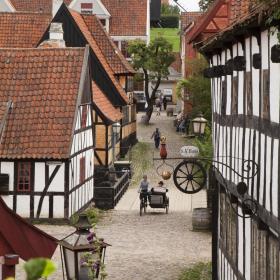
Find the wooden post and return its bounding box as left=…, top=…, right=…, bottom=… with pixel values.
left=1, top=254, right=19, bottom=279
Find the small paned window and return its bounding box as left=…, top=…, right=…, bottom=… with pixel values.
left=245, top=72, right=252, bottom=115
left=81, top=3, right=93, bottom=14
left=80, top=157, right=86, bottom=184
left=126, top=76, right=134, bottom=92
left=262, top=69, right=270, bottom=120
left=122, top=106, right=129, bottom=125
left=81, top=106, right=87, bottom=128
left=221, top=80, right=227, bottom=115
left=232, top=77, right=238, bottom=114
left=17, top=162, right=31, bottom=191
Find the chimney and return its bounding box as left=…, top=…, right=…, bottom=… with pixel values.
left=39, top=22, right=65, bottom=48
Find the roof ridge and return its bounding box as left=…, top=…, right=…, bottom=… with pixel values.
left=0, top=11, right=51, bottom=15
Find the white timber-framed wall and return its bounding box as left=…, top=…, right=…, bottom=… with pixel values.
left=208, top=24, right=280, bottom=280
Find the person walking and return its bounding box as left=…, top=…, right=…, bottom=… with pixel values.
left=163, top=96, right=168, bottom=111
left=155, top=98, right=161, bottom=116
left=151, top=128, right=161, bottom=148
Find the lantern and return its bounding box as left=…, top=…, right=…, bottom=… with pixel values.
left=192, top=113, right=207, bottom=137
left=59, top=214, right=110, bottom=280
left=112, top=122, right=121, bottom=135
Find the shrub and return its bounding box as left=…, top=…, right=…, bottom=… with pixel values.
left=160, top=15, right=179, bottom=28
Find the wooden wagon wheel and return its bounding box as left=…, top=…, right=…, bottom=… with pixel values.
left=173, top=160, right=207, bottom=194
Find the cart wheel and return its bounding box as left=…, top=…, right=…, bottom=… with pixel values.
left=173, top=160, right=207, bottom=194
left=140, top=203, right=143, bottom=216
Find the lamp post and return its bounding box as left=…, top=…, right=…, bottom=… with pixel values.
left=112, top=122, right=121, bottom=162
left=192, top=113, right=207, bottom=137
left=59, top=214, right=109, bottom=280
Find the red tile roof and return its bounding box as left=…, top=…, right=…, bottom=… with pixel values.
left=180, top=12, right=203, bottom=32
left=70, top=9, right=129, bottom=104
left=0, top=47, right=86, bottom=159
left=82, top=14, right=135, bottom=75
left=92, top=82, right=122, bottom=122
left=102, top=0, right=147, bottom=36
left=0, top=12, right=51, bottom=48
left=9, top=0, right=52, bottom=13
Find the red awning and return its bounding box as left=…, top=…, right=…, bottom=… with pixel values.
left=0, top=197, right=57, bottom=260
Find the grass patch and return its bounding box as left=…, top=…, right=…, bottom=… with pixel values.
left=179, top=262, right=212, bottom=280
left=130, top=142, right=153, bottom=185
left=150, top=28, right=180, bottom=52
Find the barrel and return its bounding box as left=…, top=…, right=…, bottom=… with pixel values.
left=192, top=208, right=212, bottom=231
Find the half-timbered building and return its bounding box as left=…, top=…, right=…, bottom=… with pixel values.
left=40, top=4, right=137, bottom=163
left=0, top=44, right=94, bottom=221
left=191, top=0, right=280, bottom=279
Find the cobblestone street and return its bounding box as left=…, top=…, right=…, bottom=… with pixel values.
left=16, top=112, right=211, bottom=280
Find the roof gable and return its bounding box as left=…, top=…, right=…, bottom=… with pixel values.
left=188, top=0, right=230, bottom=43
left=69, top=0, right=110, bottom=17
left=82, top=14, right=135, bottom=75
left=0, top=47, right=87, bottom=159
left=0, top=12, right=51, bottom=48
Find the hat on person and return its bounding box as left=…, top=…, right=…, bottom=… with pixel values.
left=158, top=181, right=164, bottom=185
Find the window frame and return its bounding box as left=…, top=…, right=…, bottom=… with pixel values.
left=17, top=162, right=32, bottom=192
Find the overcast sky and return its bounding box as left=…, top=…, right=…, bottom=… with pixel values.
left=170, top=0, right=200, bottom=12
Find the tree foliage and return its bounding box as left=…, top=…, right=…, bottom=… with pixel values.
left=128, top=38, right=175, bottom=122
left=161, top=3, right=180, bottom=15
left=176, top=57, right=211, bottom=122
left=199, top=0, right=215, bottom=11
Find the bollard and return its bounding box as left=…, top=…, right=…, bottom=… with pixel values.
left=0, top=254, right=19, bottom=279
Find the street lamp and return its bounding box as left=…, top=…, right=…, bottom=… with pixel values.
left=192, top=113, right=207, bottom=136
left=59, top=214, right=109, bottom=280
left=112, top=122, right=121, bottom=136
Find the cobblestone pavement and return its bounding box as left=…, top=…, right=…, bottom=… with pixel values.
left=16, top=112, right=211, bottom=280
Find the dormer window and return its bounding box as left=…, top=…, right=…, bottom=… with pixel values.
left=81, top=3, right=93, bottom=14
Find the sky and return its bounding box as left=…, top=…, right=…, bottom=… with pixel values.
left=170, top=0, right=200, bottom=12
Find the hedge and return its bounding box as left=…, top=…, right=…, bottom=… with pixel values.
left=160, top=15, right=179, bottom=28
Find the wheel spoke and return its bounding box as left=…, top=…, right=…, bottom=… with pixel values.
left=184, top=163, right=190, bottom=174
left=190, top=163, right=195, bottom=174
left=193, top=175, right=204, bottom=179
left=192, top=169, right=202, bottom=177
left=176, top=176, right=188, bottom=179
left=178, top=168, right=188, bottom=176
left=179, top=178, right=188, bottom=186
left=185, top=181, right=190, bottom=191
left=192, top=178, right=202, bottom=187
left=190, top=180, right=195, bottom=191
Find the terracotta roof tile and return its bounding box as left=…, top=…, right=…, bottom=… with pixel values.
left=180, top=12, right=203, bottom=32
left=102, top=0, right=147, bottom=36
left=70, top=9, right=129, bottom=103
left=0, top=12, right=51, bottom=48
left=82, top=14, right=135, bottom=75
left=9, top=0, right=52, bottom=13
left=0, top=47, right=86, bottom=159
left=92, top=82, right=122, bottom=122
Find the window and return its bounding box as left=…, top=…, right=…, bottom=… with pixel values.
left=134, top=74, right=144, bottom=91
left=80, top=157, right=86, bottom=184
left=122, top=106, right=129, bottom=125
left=126, top=76, right=134, bottom=92
left=81, top=106, right=87, bottom=128
left=221, top=80, right=227, bottom=115
left=121, top=41, right=130, bottom=58
left=99, top=19, right=106, bottom=27
left=262, top=69, right=270, bottom=119
left=81, top=3, right=93, bottom=14
left=17, top=162, right=31, bottom=191
left=232, top=77, right=238, bottom=114
left=245, top=72, right=252, bottom=115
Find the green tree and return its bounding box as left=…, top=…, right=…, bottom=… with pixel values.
left=161, top=3, right=180, bottom=15
left=176, top=57, right=211, bottom=122
left=199, top=0, right=215, bottom=11
left=128, top=38, right=175, bottom=122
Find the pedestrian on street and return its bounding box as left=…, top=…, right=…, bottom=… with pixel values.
left=163, top=96, right=168, bottom=111
left=138, top=175, right=150, bottom=203
left=151, top=128, right=161, bottom=148
left=155, top=98, right=161, bottom=116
